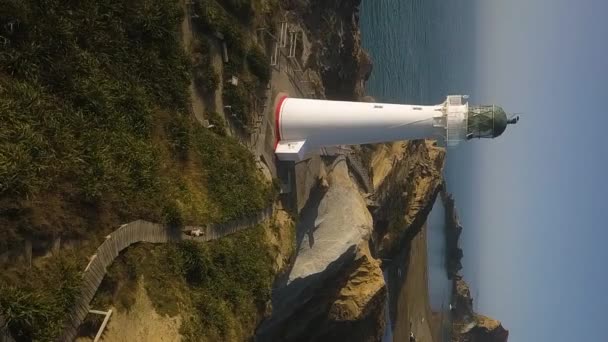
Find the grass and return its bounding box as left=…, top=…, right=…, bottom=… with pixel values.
left=0, top=253, right=82, bottom=341
left=0, top=0, right=274, bottom=339
left=192, top=0, right=272, bottom=126
left=247, top=43, right=271, bottom=84
left=206, top=111, right=228, bottom=136
left=0, top=0, right=272, bottom=248
left=193, top=0, right=248, bottom=55
left=0, top=0, right=190, bottom=246
left=192, top=38, right=220, bottom=96
left=93, top=224, right=275, bottom=341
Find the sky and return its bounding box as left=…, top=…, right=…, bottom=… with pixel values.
left=445, top=0, right=608, bottom=340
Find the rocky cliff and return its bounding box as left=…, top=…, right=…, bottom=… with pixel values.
left=282, top=0, right=373, bottom=100
left=371, top=140, right=446, bottom=259
left=451, top=276, right=509, bottom=342
left=445, top=193, right=509, bottom=342
left=443, top=191, right=464, bottom=279
left=257, top=157, right=385, bottom=342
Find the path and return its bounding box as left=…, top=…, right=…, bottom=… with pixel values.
left=59, top=207, right=273, bottom=341
left=180, top=0, right=208, bottom=124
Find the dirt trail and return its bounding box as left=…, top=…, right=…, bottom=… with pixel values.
left=76, top=279, right=182, bottom=342
left=179, top=0, right=208, bottom=123
left=102, top=279, right=182, bottom=342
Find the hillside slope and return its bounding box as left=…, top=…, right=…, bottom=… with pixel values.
left=0, top=0, right=275, bottom=340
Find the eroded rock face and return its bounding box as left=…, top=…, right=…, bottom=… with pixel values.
left=466, top=315, right=509, bottom=342
left=288, top=157, right=373, bottom=283
left=452, top=276, right=509, bottom=342
left=284, top=0, right=373, bottom=100
left=329, top=246, right=385, bottom=322
left=257, top=157, right=385, bottom=342
left=372, top=140, right=446, bottom=259
left=443, top=192, right=464, bottom=279
left=446, top=199, right=509, bottom=342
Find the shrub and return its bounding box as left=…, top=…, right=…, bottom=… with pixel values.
left=206, top=111, right=227, bottom=136
left=194, top=62, right=220, bottom=95
left=0, top=254, right=81, bottom=341
left=222, top=0, right=255, bottom=23
left=222, top=83, right=251, bottom=124
left=192, top=38, right=220, bottom=95
left=191, top=126, right=272, bottom=220
left=166, top=114, right=191, bottom=159
left=163, top=202, right=184, bottom=229
left=193, top=0, right=247, bottom=54
left=247, top=44, right=271, bottom=84
left=0, top=0, right=189, bottom=202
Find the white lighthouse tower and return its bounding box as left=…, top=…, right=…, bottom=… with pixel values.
left=273, top=95, right=518, bottom=161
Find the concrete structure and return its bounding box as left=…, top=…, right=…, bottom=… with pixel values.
left=274, top=95, right=518, bottom=161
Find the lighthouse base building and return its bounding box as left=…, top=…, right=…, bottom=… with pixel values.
left=273, top=95, right=518, bottom=161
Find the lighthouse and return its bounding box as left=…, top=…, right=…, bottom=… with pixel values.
left=274, top=95, right=518, bottom=161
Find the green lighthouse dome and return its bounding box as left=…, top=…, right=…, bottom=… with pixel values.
left=466, top=105, right=516, bottom=139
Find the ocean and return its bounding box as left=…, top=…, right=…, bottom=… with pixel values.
left=360, top=0, right=477, bottom=105
left=359, top=0, right=477, bottom=339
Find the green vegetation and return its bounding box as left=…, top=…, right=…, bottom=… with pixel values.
left=247, top=43, right=271, bottom=84
left=192, top=38, right=220, bottom=96
left=194, top=0, right=248, bottom=55
left=0, top=0, right=189, bottom=245
left=165, top=114, right=191, bottom=160
left=222, top=0, right=256, bottom=23
left=206, top=111, right=228, bottom=136
left=94, top=225, right=275, bottom=341
left=223, top=80, right=253, bottom=124
left=193, top=0, right=272, bottom=126
left=193, top=125, right=273, bottom=220
left=0, top=253, right=81, bottom=341
left=0, top=0, right=274, bottom=339
left=0, top=0, right=271, bottom=246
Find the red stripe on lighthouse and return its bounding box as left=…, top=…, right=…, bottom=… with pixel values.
left=274, top=96, right=288, bottom=149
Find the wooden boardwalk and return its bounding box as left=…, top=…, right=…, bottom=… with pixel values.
left=55, top=206, right=273, bottom=342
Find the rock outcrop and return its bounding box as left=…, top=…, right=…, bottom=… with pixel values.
left=451, top=276, right=509, bottom=342
left=257, top=157, right=385, bottom=341
left=371, top=140, right=446, bottom=259
left=447, top=197, right=508, bottom=342
left=443, top=191, right=464, bottom=279
left=283, top=0, right=373, bottom=100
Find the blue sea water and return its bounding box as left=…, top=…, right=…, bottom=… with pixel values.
left=360, top=0, right=477, bottom=105
left=360, top=0, right=477, bottom=339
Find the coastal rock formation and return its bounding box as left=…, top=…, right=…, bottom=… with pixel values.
left=257, top=157, right=385, bottom=341
left=371, top=140, right=446, bottom=259
left=447, top=198, right=508, bottom=342
left=451, top=276, right=509, bottom=342
left=443, top=191, right=464, bottom=279
left=329, top=246, right=385, bottom=323
left=288, top=158, right=372, bottom=283
left=284, top=0, right=373, bottom=100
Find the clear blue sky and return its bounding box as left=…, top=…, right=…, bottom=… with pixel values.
left=446, top=0, right=608, bottom=340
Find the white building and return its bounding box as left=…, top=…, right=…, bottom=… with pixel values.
left=274, top=95, right=518, bottom=161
